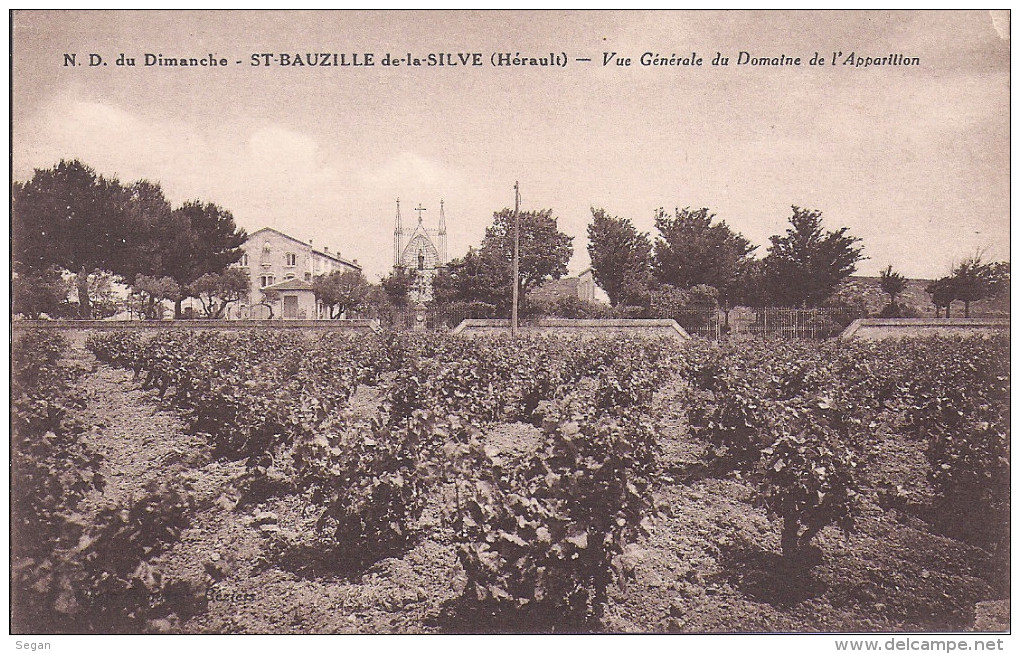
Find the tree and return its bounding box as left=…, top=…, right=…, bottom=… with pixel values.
left=586, top=208, right=652, bottom=307
left=312, top=269, right=371, bottom=319
left=433, top=210, right=573, bottom=315
left=13, top=160, right=140, bottom=317
left=253, top=288, right=280, bottom=320
left=949, top=256, right=1010, bottom=318
left=730, top=258, right=769, bottom=308
left=120, top=180, right=174, bottom=280
left=432, top=248, right=503, bottom=310
left=878, top=265, right=908, bottom=316
left=12, top=267, right=70, bottom=319
left=986, top=261, right=1011, bottom=299
left=132, top=275, right=182, bottom=320
left=188, top=268, right=250, bottom=319
left=652, top=206, right=755, bottom=307
left=79, top=271, right=122, bottom=319
left=762, top=207, right=865, bottom=307
left=926, top=276, right=957, bottom=318
left=381, top=268, right=417, bottom=309
left=879, top=265, right=907, bottom=306
left=479, top=208, right=574, bottom=311
left=160, top=201, right=247, bottom=318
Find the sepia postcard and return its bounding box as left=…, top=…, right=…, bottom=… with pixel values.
left=9, top=10, right=1011, bottom=651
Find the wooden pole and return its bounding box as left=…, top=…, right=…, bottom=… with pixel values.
left=511, top=181, right=520, bottom=337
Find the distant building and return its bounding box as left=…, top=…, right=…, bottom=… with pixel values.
left=528, top=268, right=602, bottom=304
left=230, top=227, right=361, bottom=319
left=393, top=199, right=448, bottom=303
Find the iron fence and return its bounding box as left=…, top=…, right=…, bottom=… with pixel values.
left=653, top=306, right=862, bottom=340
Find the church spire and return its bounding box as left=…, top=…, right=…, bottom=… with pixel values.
left=394, top=198, right=402, bottom=267
left=438, top=199, right=448, bottom=264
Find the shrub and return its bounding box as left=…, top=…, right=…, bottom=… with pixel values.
left=11, top=331, right=105, bottom=633
left=760, top=423, right=859, bottom=560
left=927, top=404, right=1010, bottom=547
left=68, top=483, right=203, bottom=632
left=292, top=410, right=445, bottom=571
left=447, top=405, right=659, bottom=628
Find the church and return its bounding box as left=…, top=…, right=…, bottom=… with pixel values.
left=393, top=199, right=448, bottom=303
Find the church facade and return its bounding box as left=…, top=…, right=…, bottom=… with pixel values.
left=393, top=199, right=448, bottom=303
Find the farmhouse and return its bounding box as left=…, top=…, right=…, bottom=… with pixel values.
left=528, top=268, right=602, bottom=304
left=229, top=227, right=361, bottom=319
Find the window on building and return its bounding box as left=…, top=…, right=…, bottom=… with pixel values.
left=263, top=242, right=271, bottom=254
left=240, top=253, right=249, bottom=267
left=260, top=274, right=276, bottom=288
left=284, top=273, right=295, bottom=280
left=286, top=253, right=297, bottom=267
left=304, top=272, right=312, bottom=282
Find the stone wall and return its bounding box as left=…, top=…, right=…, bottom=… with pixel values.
left=12, top=319, right=381, bottom=348
left=450, top=318, right=690, bottom=340
left=840, top=318, right=1010, bottom=341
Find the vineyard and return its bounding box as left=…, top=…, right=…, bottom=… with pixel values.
left=10, top=328, right=1009, bottom=633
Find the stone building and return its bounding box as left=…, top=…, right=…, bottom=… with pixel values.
left=528, top=268, right=601, bottom=304
left=229, top=227, right=361, bottom=319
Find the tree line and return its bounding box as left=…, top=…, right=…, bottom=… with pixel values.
left=13, top=160, right=248, bottom=319
left=13, top=160, right=1008, bottom=321
left=430, top=203, right=1008, bottom=321
left=431, top=204, right=869, bottom=318
left=12, top=160, right=399, bottom=321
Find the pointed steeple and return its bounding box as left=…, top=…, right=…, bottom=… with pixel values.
left=438, top=199, right=448, bottom=264
left=394, top=198, right=402, bottom=267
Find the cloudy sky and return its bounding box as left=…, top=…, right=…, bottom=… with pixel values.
left=12, top=10, right=1010, bottom=282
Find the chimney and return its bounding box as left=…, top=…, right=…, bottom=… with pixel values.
left=323, top=246, right=329, bottom=253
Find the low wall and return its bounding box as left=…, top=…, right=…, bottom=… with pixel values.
left=450, top=318, right=691, bottom=340
left=12, top=318, right=381, bottom=333
left=12, top=319, right=382, bottom=348
left=840, top=318, right=1010, bottom=341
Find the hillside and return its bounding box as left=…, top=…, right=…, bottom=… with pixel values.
left=836, top=276, right=1009, bottom=318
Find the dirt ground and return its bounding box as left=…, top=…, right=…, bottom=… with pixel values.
left=62, top=347, right=1008, bottom=634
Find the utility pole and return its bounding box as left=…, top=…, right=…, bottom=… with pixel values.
left=511, top=181, right=520, bottom=337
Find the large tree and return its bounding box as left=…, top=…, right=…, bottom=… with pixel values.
left=432, top=247, right=504, bottom=311
left=12, top=161, right=246, bottom=319
left=762, top=207, right=865, bottom=307
left=480, top=208, right=574, bottom=307
left=13, top=160, right=140, bottom=317
left=313, top=269, right=371, bottom=319
left=586, top=208, right=652, bottom=307
left=380, top=267, right=417, bottom=309
left=160, top=200, right=247, bottom=317
left=651, top=207, right=755, bottom=307
left=121, top=179, right=174, bottom=280
left=434, top=209, right=573, bottom=314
